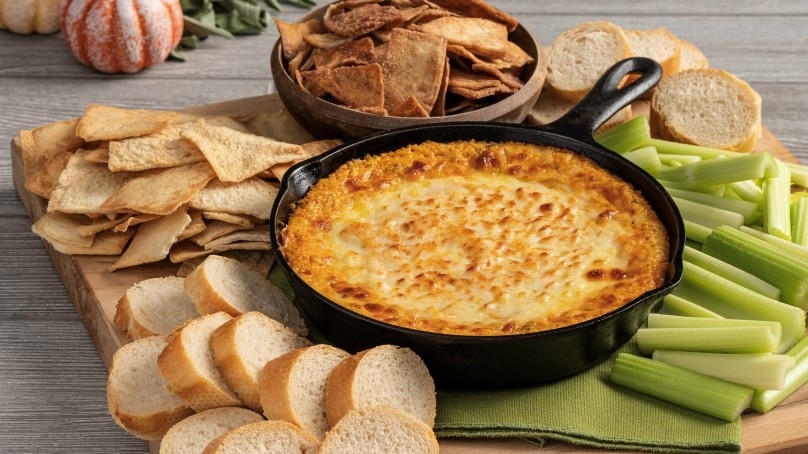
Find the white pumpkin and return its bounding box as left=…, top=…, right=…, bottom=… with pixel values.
left=0, top=0, right=61, bottom=35
left=59, top=0, right=184, bottom=74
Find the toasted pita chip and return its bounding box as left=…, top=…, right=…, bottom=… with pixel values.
left=31, top=211, right=95, bottom=247
left=415, top=16, right=508, bottom=59
left=19, top=118, right=84, bottom=180
left=470, top=61, right=524, bottom=90
left=324, top=3, right=401, bottom=38
left=432, top=57, right=451, bottom=116
left=107, top=119, right=206, bottom=172
left=426, top=0, right=519, bottom=31
left=76, top=104, right=177, bottom=141
left=112, top=213, right=162, bottom=232
left=203, top=225, right=270, bottom=250
left=238, top=109, right=316, bottom=145
left=101, top=161, right=216, bottom=215
left=24, top=150, right=73, bottom=199
left=189, top=177, right=279, bottom=220
left=109, top=207, right=192, bottom=271
left=202, top=212, right=255, bottom=228
left=287, top=47, right=314, bottom=74
left=303, top=32, right=353, bottom=49
left=177, top=211, right=206, bottom=242
left=33, top=227, right=134, bottom=256
left=450, top=82, right=515, bottom=99
left=47, top=149, right=133, bottom=215
left=389, top=96, right=430, bottom=117
left=83, top=146, right=110, bottom=164
left=268, top=139, right=342, bottom=180
left=312, top=37, right=377, bottom=69
left=180, top=125, right=305, bottom=183
left=381, top=28, right=447, bottom=114
left=448, top=67, right=516, bottom=98
left=301, top=63, right=385, bottom=111
left=274, top=18, right=325, bottom=60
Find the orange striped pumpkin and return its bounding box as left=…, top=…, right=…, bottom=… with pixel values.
left=59, top=0, right=183, bottom=74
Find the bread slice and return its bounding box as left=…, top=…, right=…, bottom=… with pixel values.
left=625, top=28, right=681, bottom=77
left=677, top=38, right=709, bottom=71
left=545, top=21, right=633, bottom=102
left=114, top=276, right=200, bottom=340
left=157, top=311, right=243, bottom=411
left=209, top=311, right=313, bottom=412
left=184, top=254, right=308, bottom=336
left=201, top=420, right=320, bottom=454
left=528, top=86, right=633, bottom=134
left=650, top=68, right=762, bottom=151
left=319, top=405, right=439, bottom=454
left=107, top=335, right=195, bottom=441
left=325, top=344, right=436, bottom=429
left=258, top=344, right=351, bottom=440
left=159, top=407, right=265, bottom=454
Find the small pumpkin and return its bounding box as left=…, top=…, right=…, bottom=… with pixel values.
left=0, top=0, right=61, bottom=35
left=59, top=0, right=183, bottom=74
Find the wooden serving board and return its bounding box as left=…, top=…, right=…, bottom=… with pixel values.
left=10, top=94, right=808, bottom=454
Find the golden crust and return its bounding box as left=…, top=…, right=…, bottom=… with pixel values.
left=282, top=140, right=670, bottom=336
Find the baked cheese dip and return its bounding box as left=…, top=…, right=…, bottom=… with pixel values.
left=281, top=140, right=670, bottom=336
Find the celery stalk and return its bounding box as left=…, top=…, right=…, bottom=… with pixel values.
left=649, top=138, right=742, bottom=159
left=792, top=196, right=808, bottom=247
left=672, top=261, right=806, bottom=353
left=682, top=220, right=712, bottom=244
left=673, top=197, right=745, bottom=230
left=610, top=352, right=753, bottom=422
left=726, top=180, right=764, bottom=203
left=621, top=146, right=662, bottom=175
left=751, top=336, right=808, bottom=413
left=739, top=225, right=808, bottom=261
left=658, top=154, right=703, bottom=166
left=646, top=313, right=782, bottom=343
left=655, top=152, right=778, bottom=189
left=763, top=158, right=792, bottom=240
left=652, top=350, right=795, bottom=390
left=786, top=161, right=808, bottom=188
left=658, top=294, right=724, bottom=318
left=635, top=326, right=779, bottom=355
left=702, top=226, right=808, bottom=309
left=593, top=115, right=651, bottom=153
left=666, top=187, right=759, bottom=225
left=683, top=246, right=781, bottom=299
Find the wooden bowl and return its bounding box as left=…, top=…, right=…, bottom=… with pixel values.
left=270, top=5, right=547, bottom=140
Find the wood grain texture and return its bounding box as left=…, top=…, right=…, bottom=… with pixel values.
left=1, top=1, right=806, bottom=453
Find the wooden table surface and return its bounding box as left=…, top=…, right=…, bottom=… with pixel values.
left=1, top=1, right=807, bottom=453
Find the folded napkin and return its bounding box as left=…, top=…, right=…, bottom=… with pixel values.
left=268, top=267, right=741, bottom=453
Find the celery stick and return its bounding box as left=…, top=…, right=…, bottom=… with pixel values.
left=649, top=138, right=742, bottom=159
left=683, top=246, right=781, bottom=299
left=652, top=350, right=795, bottom=390
left=703, top=226, right=808, bottom=309
left=673, top=197, right=745, bottom=230
left=656, top=152, right=778, bottom=189
left=751, top=336, right=808, bottom=413
left=786, top=161, right=808, bottom=188
left=659, top=154, right=703, bottom=166
left=646, top=313, right=782, bottom=343
left=594, top=115, right=651, bottom=153
left=610, top=353, right=753, bottom=422
left=727, top=180, right=764, bottom=203
left=635, top=326, right=778, bottom=355
left=739, top=225, right=808, bottom=261
left=621, top=146, right=662, bottom=175
left=672, top=261, right=806, bottom=353
left=763, top=158, right=792, bottom=240
left=666, top=187, right=759, bottom=225
left=792, top=196, right=808, bottom=247
left=658, top=294, right=724, bottom=318
left=682, top=219, right=712, bottom=244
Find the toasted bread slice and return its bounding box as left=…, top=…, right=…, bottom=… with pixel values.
left=325, top=344, right=436, bottom=429
left=650, top=68, right=762, bottom=151
left=209, top=311, right=313, bottom=412
left=114, top=276, right=200, bottom=340
left=107, top=335, right=194, bottom=441
left=258, top=344, right=351, bottom=440
left=159, top=407, right=265, bottom=454
left=319, top=405, right=439, bottom=454
left=201, top=420, right=320, bottom=454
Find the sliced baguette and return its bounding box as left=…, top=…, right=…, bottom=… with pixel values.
left=319, top=405, right=439, bottom=454
left=201, top=420, right=320, bottom=454
left=107, top=335, right=195, bottom=441
left=209, top=311, right=313, bottom=412
left=625, top=28, right=681, bottom=77
left=677, top=38, right=709, bottom=71
left=157, top=311, right=243, bottom=411
left=258, top=344, right=351, bottom=440
left=159, top=407, right=265, bottom=454
left=114, top=276, right=200, bottom=340
left=649, top=68, right=762, bottom=151
left=325, top=344, right=436, bottom=429
left=528, top=86, right=633, bottom=133
left=545, top=21, right=633, bottom=102
left=184, top=254, right=308, bottom=336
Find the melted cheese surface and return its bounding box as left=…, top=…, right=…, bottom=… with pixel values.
left=282, top=140, right=670, bottom=335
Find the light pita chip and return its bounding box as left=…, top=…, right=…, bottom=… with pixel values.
left=300, top=63, right=385, bottom=110
left=76, top=104, right=177, bottom=141
left=207, top=241, right=272, bottom=252
left=112, top=213, right=162, bottom=232
left=189, top=177, right=279, bottom=220
left=169, top=240, right=214, bottom=263
left=19, top=117, right=84, bottom=180
left=109, top=207, right=192, bottom=271
left=238, top=109, right=316, bottom=145
left=107, top=119, right=206, bottom=172
left=33, top=227, right=134, bottom=256
left=100, top=161, right=216, bottom=215
left=48, top=149, right=133, bottom=215
left=187, top=220, right=251, bottom=246
left=24, top=150, right=73, bottom=199
left=381, top=28, right=447, bottom=114
left=177, top=211, right=207, bottom=242
left=181, top=125, right=306, bottom=183
left=31, top=211, right=95, bottom=247
left=202, top=212, right=255, bottom=228
left=268, top=139, right=342, bottom=180
left=203, top=225, right=270, bottom=250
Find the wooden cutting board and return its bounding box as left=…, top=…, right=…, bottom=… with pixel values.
left=10, top=94, right=808, bottom=454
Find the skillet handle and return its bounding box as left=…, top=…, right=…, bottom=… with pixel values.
left=541, top=57, right=663, bottom=144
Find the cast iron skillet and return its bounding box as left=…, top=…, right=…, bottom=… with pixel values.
left=269, top=57, right=685, bottom=389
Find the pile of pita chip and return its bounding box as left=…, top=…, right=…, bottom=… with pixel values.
left=275, top=0, right=534, bottom=117
left=23, top=104, right=341, bottom=275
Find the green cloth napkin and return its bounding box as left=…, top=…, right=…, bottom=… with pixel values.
left=268, top=266, right=741, bottom=453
